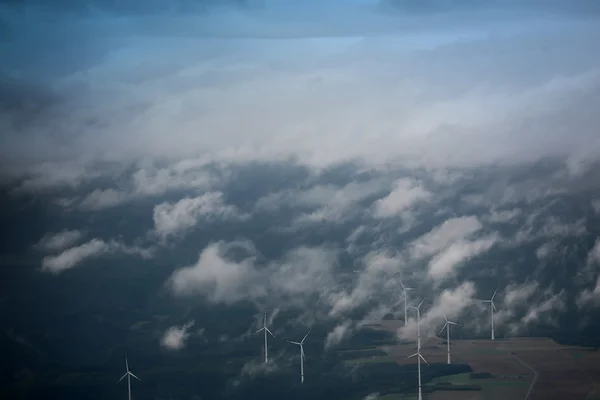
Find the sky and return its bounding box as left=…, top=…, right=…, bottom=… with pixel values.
left=2, top=0, right=600, bottom=375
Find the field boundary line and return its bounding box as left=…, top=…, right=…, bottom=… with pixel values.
left=508, top=352, right=538, bottom=400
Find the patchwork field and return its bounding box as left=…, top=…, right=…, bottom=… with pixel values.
left=354, top=322, right=600, bottom=399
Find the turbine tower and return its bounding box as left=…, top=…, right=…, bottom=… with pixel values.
left=408, top=299, right=427, bottom=400
left=439, top=315, right=458, bottom=364
left=288, top=330, right=310, bottom=384
left=409, top=299, right=425, bottom=350
left=254, top=312, right=275, bottom=363
left=400, top=281, right=414, bottom=326
left=482, top=289, right=498, bottom=340
left=118, top=354, right=140, bottom=400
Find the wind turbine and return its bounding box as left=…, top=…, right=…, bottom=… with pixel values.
left=288, top=330, right=310, bottom=384
left=255, top=312, right=275, bottom=363
left=439, top=315, right=458, bottom=364
left=118, top=354, right=140, bottom=400
left=409, top=299, right=425, bottom=350
left=482, top=289, right=498, bottom=340
left=407, top=299, right=427, bottom=400
left=400, top=281, right=414, bottom=326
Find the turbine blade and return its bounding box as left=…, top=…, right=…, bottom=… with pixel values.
left=118, top=373, right=128, bottom=383
left=419, top=354, right=429, bottom=365
left=491, top=289, right=497, bottom=300
left=492, top=302, right=497, bottom=312
left=301, top=330, right=311, bottom=344
left=439, top=322, right=447, bottom=335
left=125, top=355, right=129, bottom=372
left=400, top=281, right=406, bottom=290
left=129, top=372, right=141, bottom=381
left=417, top=299, right=425, bottom=309
left=406, top=352, right=418, bottom=359
left=448, top=321, right=458, bottom=325
left=444, top=315, right=449, bottom=322
left=255, top=327, right=265, bottom=334
left=289, top=341, right=301, bottom=345
left=266, top=327, right=275, bottom=337
left=301, top=345, right=305, bottom=358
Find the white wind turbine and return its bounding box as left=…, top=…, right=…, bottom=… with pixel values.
left=400, top=281, right=414, bottom=326
left=439, top=315, right=458, bottom=364
left=482, top=289, right=498, bottom=340
left=408, top=299, right=427, bottom=400
left=118, top=354, right=140, bottom=400
left=255, top=312, right=275, bottom=363
left=288, top=330, right=310, bottom=384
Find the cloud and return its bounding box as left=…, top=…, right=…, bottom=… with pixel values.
left=372, top=178, right=430, bottom=219
left=42, top=239, right=111, bottom=274
left=41, top=238, right=154, bottom=274
left=79, top=188, right=129, bottom=211
left=239, top=357, right=281, bottom=379
left=153, top=192, right=246, bottom=239
left=328, top=250, right=403, bottom=318
left=494, top=283, right=567, bottom=334
left=161, top=321, right=196, bottom=351
left=485, top=208, right=522, bottom=224
left=588, top=238, right=600, bottom=265
left=168, top=241, right=260, bottom=304
left=324, top=321, right=354, bottom=350
left=408, top=216, right=483, bottom=260
left=428, top=236, right=497, bottom=281
left=397, top=282, right=476, bottom=341
left=577, top=277, right=600, bottom=309
left=2, top=1, right=600, bottom=185
left=267, top=179, right=389, bottom=224
left=35, top=229, right=83, bottom=252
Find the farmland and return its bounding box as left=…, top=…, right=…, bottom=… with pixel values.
left=347, top=321, right=600, bottom=399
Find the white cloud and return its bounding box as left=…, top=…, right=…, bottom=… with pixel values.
left=79, top=188, right=129, bottom=211
left=41, top=238, right=154, bottom=274
left=485, top=208, right=522, bottom=224
left=153, top=192, right=245, bottom=239
left=281, top=179, right=389, bottom=223
left=329, top=250, right=403, bottom=317
left=42, top=239, right=111, bottom=274
left=588, top=238, right=600, bottom=265
left=161, top=321, right=195, bottom=351
left=397, top=282, right=476, bottom=341
left=324, top=321, right=354, bottom=350
left=3, top=3, right=600, bottom=184
left=408, top=216, right=483, bottom=260
left=372, top=178, right=430, bottom=218
left=35, top=230, right=83, bottom=252
left=577, top=277, right=600, bottom=309
left=168, top=242, right=260, bottom=304
left=428, top=237, right=497, bottom=281
left=494, top=283, right=566, bottom=334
